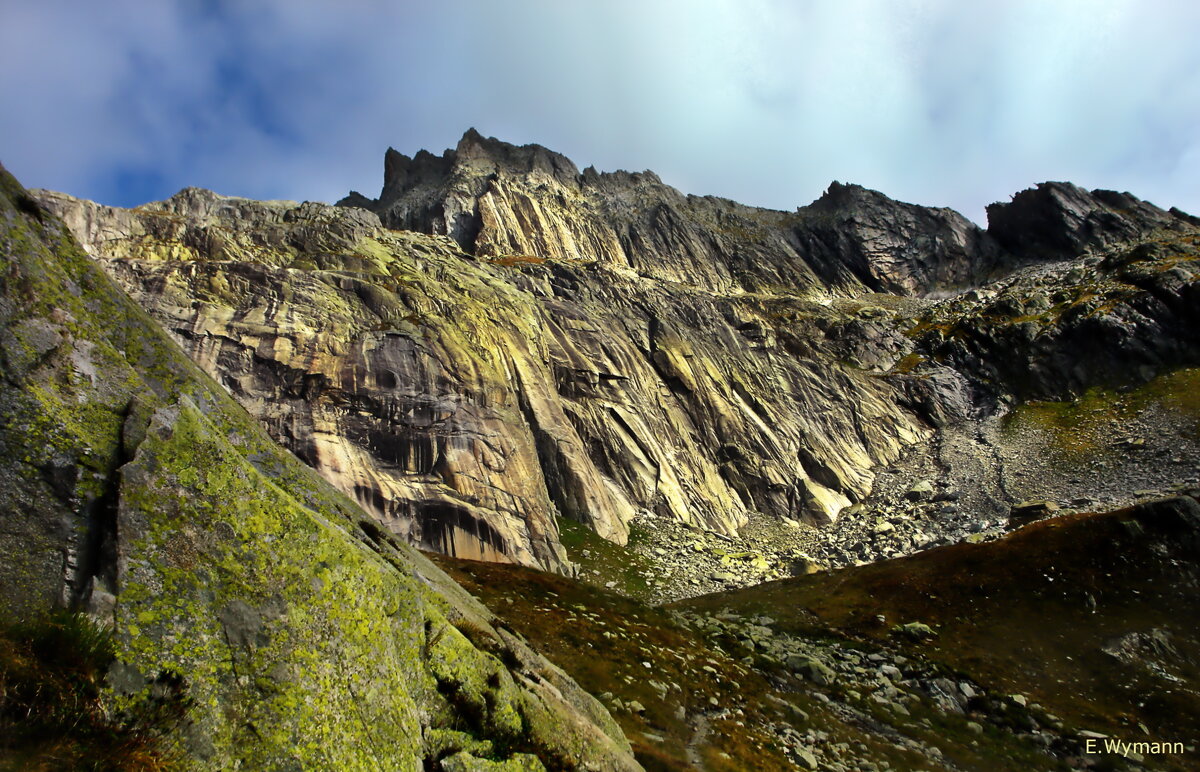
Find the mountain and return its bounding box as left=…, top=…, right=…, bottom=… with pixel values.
left=32, top=130, right=1200, bottom=582
left=7, top=129, right=1200, bottom=770
left=342, top=127, right=1009, bottom=296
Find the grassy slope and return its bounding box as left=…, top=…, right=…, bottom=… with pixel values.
left=1003, top=367, right=1200, bottom=461
left=678, top=499, right=1200, bottom=770
left=434, top=550, right=1096, bottom=771
left=439, top=497, right=1200, bottom=769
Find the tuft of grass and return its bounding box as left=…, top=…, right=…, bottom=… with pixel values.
left=0, top=611, right=189, bottom=771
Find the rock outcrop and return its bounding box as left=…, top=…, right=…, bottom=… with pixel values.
left=0, top=164, right=639, bottom=770
left=910, top=223, right=1200, bottom=401
left=985, top=181, right=1196, bottom=262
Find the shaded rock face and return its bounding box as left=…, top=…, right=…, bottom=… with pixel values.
left=910, top=229, right=1200, bottom=401
left=0, top=165, right=639, bottom=770
left=345, top=129, right=1008, bottom=296
left=36, top=184, right=929, bottom=575
left=985, top=181, right=1194, bottom=262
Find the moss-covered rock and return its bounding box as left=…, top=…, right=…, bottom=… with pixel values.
left=440, top=751, right=547, bottom=772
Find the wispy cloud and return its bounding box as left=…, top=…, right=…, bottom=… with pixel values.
left=2, top=0, right=1197, bottom=223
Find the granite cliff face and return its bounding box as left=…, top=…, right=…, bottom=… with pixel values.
left=30, top=131, right=1200, bottom=581
left=0, top=164, right=639, bottom=769
left=36, top=169, right=942, bottom=573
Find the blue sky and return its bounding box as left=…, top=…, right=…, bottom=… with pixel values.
left=2, top=0, right=1198, bottom=224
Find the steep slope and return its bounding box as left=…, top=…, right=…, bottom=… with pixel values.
left=35, top=183, right=930, bottom=574
left=0, top=164, right=638, bottom=770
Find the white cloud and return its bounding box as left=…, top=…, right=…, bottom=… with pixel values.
left=1, top=0, right=1197, bottom=223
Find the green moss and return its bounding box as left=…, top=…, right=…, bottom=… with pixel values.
left=440, top=751, right=548, bottom=771
left=109, top=399, right=431, bottom=768
left=426, top=621, right=524, bottom=742
left=1003, top=367, right=1200, bottom=459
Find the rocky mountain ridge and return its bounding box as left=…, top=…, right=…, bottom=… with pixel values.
left=30, top=130, right=1200, bottom=580
left=341, top=128, right=1012, bottom=296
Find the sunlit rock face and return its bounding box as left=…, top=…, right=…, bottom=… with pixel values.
left=37, top=131, right=1198, bottom=574
left=35, top=137, right=951, bottom=572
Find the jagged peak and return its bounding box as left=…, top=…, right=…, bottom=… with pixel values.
left=452, top=128, right=580, bottom=181
left=812, top=180, right=874, bottom=206
left=805, top=180, right=964, bottom=222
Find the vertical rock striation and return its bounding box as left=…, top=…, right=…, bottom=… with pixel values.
left=33, top=131, right=1199, bottom=577
left=36, top=156, right=938, bottom=573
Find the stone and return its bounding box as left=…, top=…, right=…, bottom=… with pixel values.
left=1010, top=501, right=1059, bottom=526
left=786, top=655, right=837, bottom=686
left=441, top=752, right=548, bottom=771
left=892, top=622, right=938, bottom=641
left=905, top=480, right=936, bottom=502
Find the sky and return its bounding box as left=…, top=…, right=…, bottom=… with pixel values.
left=1, top=0, right=1198, bottom=225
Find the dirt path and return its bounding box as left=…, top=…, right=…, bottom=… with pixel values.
left=684, top=712, right=711, bottom=770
